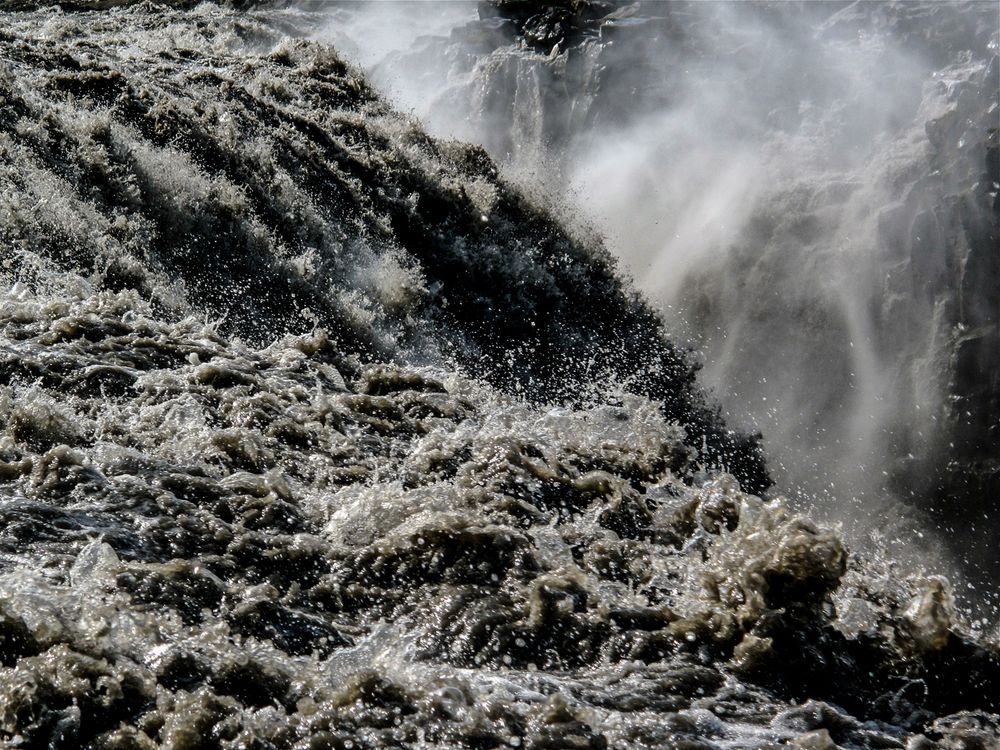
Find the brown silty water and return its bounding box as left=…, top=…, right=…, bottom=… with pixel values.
left=0, top=3, right=997, bottom=749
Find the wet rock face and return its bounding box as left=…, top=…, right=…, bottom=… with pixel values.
left=0, top=1, right=768, bottom=494
left=911, top=54, right=999, bottom=539
left=478, top=0, right=619, bottom=52
left=0, top=289, right=997, bottom=748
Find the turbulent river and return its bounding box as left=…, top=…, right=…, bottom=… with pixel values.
left=0, top=2, right=997, bottom=749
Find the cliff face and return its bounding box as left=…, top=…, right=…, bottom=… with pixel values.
left=873, top=34, right=998, bottom=558
left=374, top=0, right=1000, bottom=574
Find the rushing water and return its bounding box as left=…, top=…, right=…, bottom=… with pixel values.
left=0, top=2, right=998, bottom=749
left=357, top=0, right=1000, bottom=588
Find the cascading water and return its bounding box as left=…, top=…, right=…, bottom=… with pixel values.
left=0, top=2, right=997, bottom=748
left=363, top=0, right=999, bottom=592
